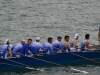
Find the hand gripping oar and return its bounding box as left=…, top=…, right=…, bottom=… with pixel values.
left=21, top=54, right=88, bottom=74
left=0, top=58, right=42, bottom=71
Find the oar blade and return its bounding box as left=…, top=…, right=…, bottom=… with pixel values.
left=71, top=68, right=88, bottom=74
left=26, top=67, right=35, bottom=70
left=26, top=67, right=44, bottom=71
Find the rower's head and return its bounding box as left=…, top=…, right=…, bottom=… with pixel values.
left=36, top=37, right=40, bottom=42
left=5, top=39, right=10, bottom=45
left=48, top=37, right=53, bottom=44
left=57, top=36, right=62, bottom=42
left=64, top=35, right=69, bottom=42
left=85, top=34, right=90, bottom=40
left=74, top=33, right=79, bottom=40
left=27, top=39, right=32, bottom=45
left=21, top=40, right=25, bottom=45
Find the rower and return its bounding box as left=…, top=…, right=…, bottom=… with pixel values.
left=20, top=39, right=33, bottom=57
left=12, top=40, right=25, bottom=57
left=31, top=37, right=44, bottom=55
left=43, top=37, right=53, bottom=54
left=80, top=34, right=95, bottom=51
left=53, top=36, right=63, bottom=53
left=0, top=39, right=12, bottom=58
left=62, top=35, right=70, bottom=52
left=98, top=27, right=100, bottom=45
left=70, top=33, right=79, bottom=52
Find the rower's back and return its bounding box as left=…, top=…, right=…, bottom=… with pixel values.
left=80, top=34, right=90, bottom=51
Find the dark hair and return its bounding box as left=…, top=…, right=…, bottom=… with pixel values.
left=85, top=34, right=90, bottom=39
left=64, top=35, right=69, bottom=39
left=28, top=39, right=32, bottom=41
left=48, top=37, right=52, bottom=42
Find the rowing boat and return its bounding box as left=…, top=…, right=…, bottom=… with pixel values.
left=0, top=49, right=100, bottom=71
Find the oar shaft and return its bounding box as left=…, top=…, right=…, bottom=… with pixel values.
left=0, top=58, right=38, bottom=70
left=0, top=62, right=28, bottom=68
left=14, top=51, right=88, bottom=73
left=70, top=52, right=100, bottom=64
left=2, top=58, right=32, bottom=68
left=26, top=55, right=88, bottom=73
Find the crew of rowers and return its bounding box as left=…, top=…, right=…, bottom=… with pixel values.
left=0, top=33, right=97, bottom=59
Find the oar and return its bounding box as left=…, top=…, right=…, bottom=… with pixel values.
left=91, top=45, right=100, bottom=53
left=0, top=58, right=42, bottom=71
left=57, top=47, right=100, bottom=64
left=0, top=61, right=34, bottom=70
left=70, top=52, right=100, bottom=64
left=31, top=56, right=88, bottom=73
left=20, top=54, right=88, bottom=74
left=89, top=44, right=100, bottom=51
left=90, top=44, right=95, bottom=46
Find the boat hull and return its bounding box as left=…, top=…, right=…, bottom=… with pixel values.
left=0, top=50, right=100, bottom=71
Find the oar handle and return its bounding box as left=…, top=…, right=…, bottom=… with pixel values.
left=90, top=44, right=95, bottom=46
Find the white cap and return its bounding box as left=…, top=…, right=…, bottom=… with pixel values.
left=4, top=39, right=10, bottom=44
left=74, top=34, right=79, bottom=39
left=21, top=40, right=25, bottom=42
left=36, top=37, right=40, bottom=41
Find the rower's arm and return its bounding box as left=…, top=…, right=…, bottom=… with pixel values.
left=73, top=40, right=78, bottom=48
left=98, top=30, right=100, bottom=43
left=85, top=41, right=90, bottom=49
left=41, top=45, right=44, bottom=51
left=65, top=42, right=70, bottom=52
left=8, top=47, right=12, bottom=58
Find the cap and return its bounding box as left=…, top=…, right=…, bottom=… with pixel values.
left=74, top=34, right=79, bottom=39
left=57, top=36, right=62, bottom=39
left=21, top=40, right=25, bottom=42
left=36, top=37, right=40, bottom=41
left=5, top=39, right=10, bottom=44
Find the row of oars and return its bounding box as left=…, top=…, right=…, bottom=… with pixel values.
left=0, top=46, right=100, bottom=74
left=0, top=54, right=88, bottom=73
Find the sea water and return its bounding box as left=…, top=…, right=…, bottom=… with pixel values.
left=0, top=0, right=100, bottom=75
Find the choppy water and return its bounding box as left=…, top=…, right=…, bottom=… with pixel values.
left=0, top=0, right=100, bottom=75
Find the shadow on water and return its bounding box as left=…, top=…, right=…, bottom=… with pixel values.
left=0, top=67, right=43, bottom=75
